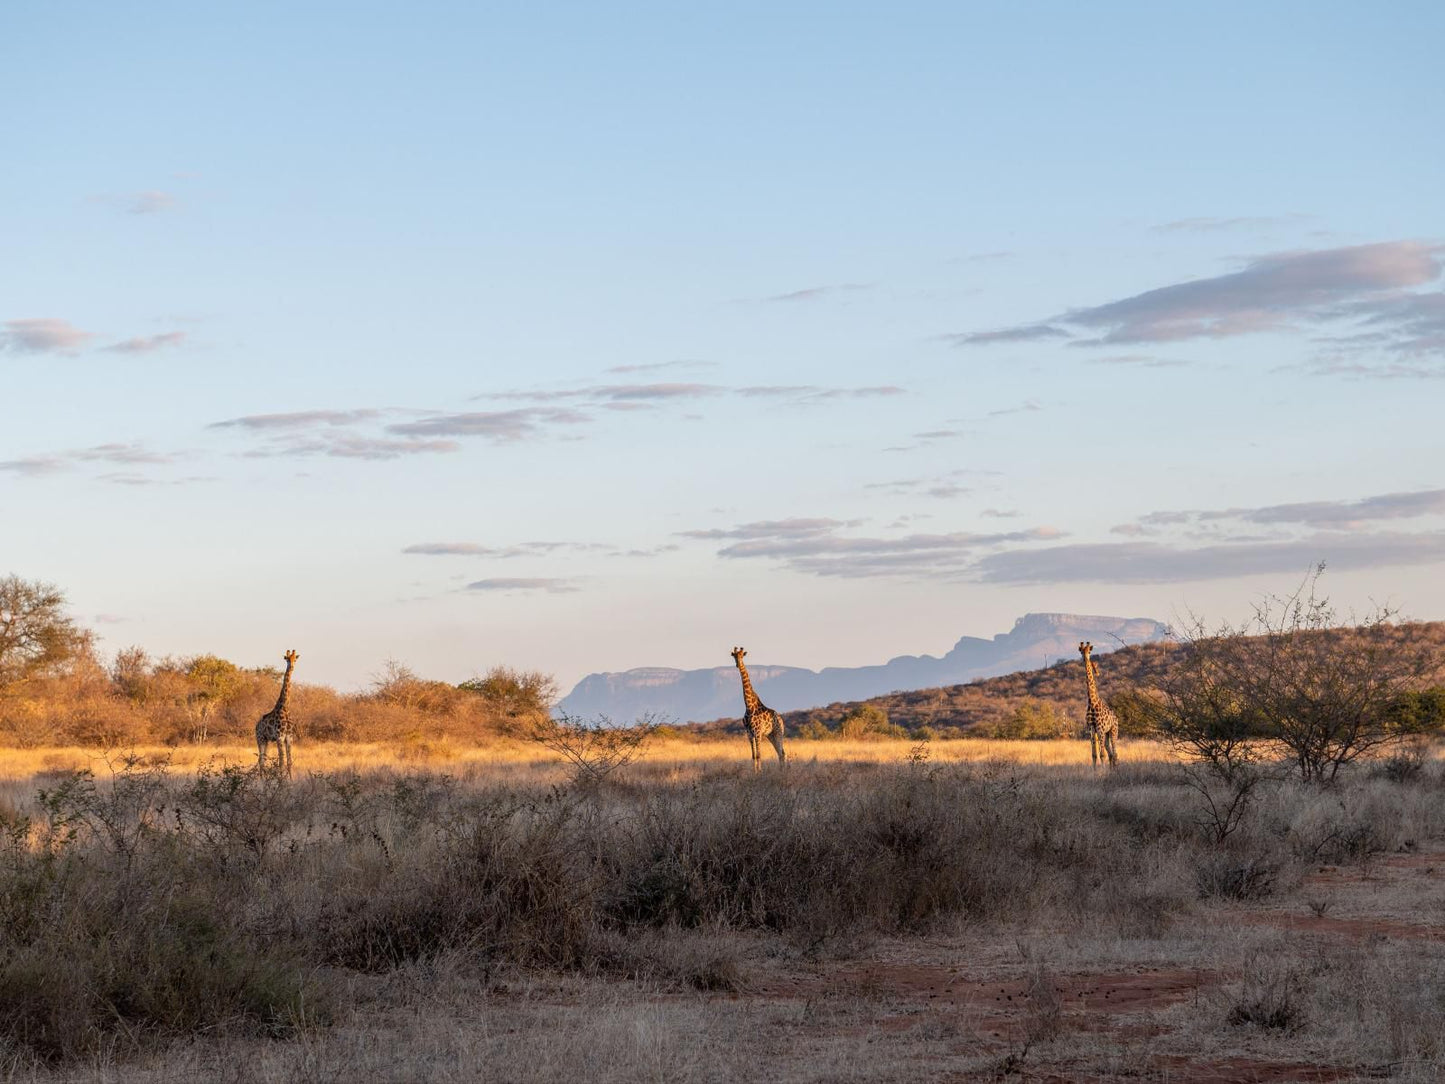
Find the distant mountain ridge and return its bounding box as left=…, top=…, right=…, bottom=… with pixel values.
left=558, top=613, right=1169, bottom=724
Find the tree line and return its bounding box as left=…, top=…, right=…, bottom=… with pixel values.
left=0, top=575, right=554, bottom=747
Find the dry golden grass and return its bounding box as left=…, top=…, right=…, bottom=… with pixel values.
left=0, top=736, right=1181, bottom=784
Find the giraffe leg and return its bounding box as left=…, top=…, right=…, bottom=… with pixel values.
left=1091, top=731, right=1101, bottom=768
left=257, top=733, right=267, bottom=769
left=281, top=735, right=292, bottom=777
left=749, top=729, right=762, bottom=773
left=769, top=723, right=786, bottom=766
left=1105, top=730, right=1117, bottom=767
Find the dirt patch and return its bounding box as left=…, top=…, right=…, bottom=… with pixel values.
left=1235, top=911, right=1444, bottom=941
left=1143, top=1055, right=1368, bottom=1083
left=755, top=962, right=1213, bottom=1015
left=1302, top=849, right=1445, bottom=885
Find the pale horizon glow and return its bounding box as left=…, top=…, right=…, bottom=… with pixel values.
left=3, top=3, right=1443, bottom=692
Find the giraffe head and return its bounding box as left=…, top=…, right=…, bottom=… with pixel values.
left=283, top=649, right=300, bottom=667
left=731, top=646, right=747, bottom=667
left=1078, top=641, right=1093, bottom=659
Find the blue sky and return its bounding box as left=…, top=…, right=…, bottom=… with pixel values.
left=4, top=2, right=1443, bottom=690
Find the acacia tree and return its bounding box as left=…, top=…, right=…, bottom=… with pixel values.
left=459, top=666, right=558, bottom=734
left=1152, top=568, right=1440, bottom=783
left=184, top=655, right=244, bottom=743
left=1146, top=629, right=1265, bottom=782
left=1245, top=575, right=1437, bottom=781
left=0, top=576, right=89, bottom=690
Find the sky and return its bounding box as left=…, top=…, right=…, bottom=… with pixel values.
left=4, top=2, right=1444, bottom=692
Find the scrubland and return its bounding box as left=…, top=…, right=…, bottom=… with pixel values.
left=1, top=740, right=1442, bottom=1083
left=2, top=575, right=1443, bottom=1080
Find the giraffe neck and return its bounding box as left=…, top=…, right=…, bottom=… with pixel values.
left=736, top=661, right=762, bottom=711
left=273, top=661, right=295, bottom=714
left=1082, top=656, right=1105, bottom=711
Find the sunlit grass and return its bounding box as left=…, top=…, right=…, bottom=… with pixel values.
left=4, top=735, right=1436, bottom=791
left=0, top=735, right=1181, bottom=784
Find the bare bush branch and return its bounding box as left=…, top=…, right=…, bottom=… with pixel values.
left=529, top=712, right=661, bottom=786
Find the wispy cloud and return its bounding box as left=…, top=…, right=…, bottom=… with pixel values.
left=211, top=412, right=463, bottom=459
left=409, top=541, right=583, bottom=558
left=405, top=542, right=500, bottom=556
left=1, top=443, right=181, bottom=477
left=679, top=517, right=863, bottom=542
left=1062, top=242, right=1439, bottom=344
left=407, top=539, right=677, bottom=560
left=1232, top=490, right=1445, bottom=527
left=92, top=190, right=177, bottom=215
left=209, top=410, right=384, bottom=431
left=0, top=455, right=67, bottom=477
left=1318, top=290, right=1445, bottom=364
left=478, top=383, right=725, bottom=406
left=736, top=384, right=905, bottom=404
left=129, top=191, right=175, bottom=214
left=294, top=436, right=461, bottom=460
left=866, top=470, right=978, bottom=499
left=944, top=323, right=1069, bottom=346
left=973, top=531, right=1445, bottom=584
left=104, top=331, right=187, bottom=354
left=1110, top=522, right=1153, bottom=538
left=680, top=518, right=1062, bottom=579
left=1086, top=353, right=1191, bottom=369
left=605, top=360, right=718, bottom=374
left=987, top=399, right=1042, bottom=417
left=1136, top=488, right=1445, bottom=531
left=1149, top=214, right=1309, bottom=234
left=480, top=381, right=905, bottom=413
left=72, top=443, right=177, bottom=466
left=97, top=472, right=215, bottom=487
left=387, top=408, right=589, bottom=440
left=466, top=577, right=580, bottom=594
left=1, top=318, right=95, bottom=354
left=585, top=384, right=722, bottom=402
left=1302, top=359, right=1445, bottom=381
left=761, top=283, right=871, bottom=303
left=945, top=242, right=1445, bottom=372
left=210, top=405, right=588, bottom=459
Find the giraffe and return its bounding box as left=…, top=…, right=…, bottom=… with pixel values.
left=1078, top=641, right=1118, bottom=768
left=255, top=649, right=299, bottom=775
left=731, top=646, right=786, bottom=772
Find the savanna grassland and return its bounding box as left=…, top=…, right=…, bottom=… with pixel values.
left=1, top=738, right=1443, bottom=1083
left=2, top=576, right=1445, bottom=1082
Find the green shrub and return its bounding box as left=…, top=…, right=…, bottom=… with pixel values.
left=992, top=699, right=1073, bottom=740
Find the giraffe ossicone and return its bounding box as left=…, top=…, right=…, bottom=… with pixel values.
left=1078, top=641, right=1119, bottom=769
left=731, top=645, right=786, bottom=772
left=256, top=648, right=299, bottom=775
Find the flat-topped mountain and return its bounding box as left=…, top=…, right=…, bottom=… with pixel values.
left=558, top=613, right=1168, bottom=724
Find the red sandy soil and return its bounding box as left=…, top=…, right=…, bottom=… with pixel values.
left=1033, top=1057, right=1370, bottom=1083
left=1251, top=846, right=1445, bottom=941
left=1234, top=911, right=1444, bottom=941
left=1302, top=849, right=1442, bottom=885
left=737, top=850, right=1443, bottom=1081
left=590, top=849, right=1441, bottom=1079
left=756, top=961, right=1213, bottom=1017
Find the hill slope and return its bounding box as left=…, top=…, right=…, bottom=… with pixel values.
left=559, top=613, right=1167, bottom=723
left=773, top=620, right=1445, bottom=738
